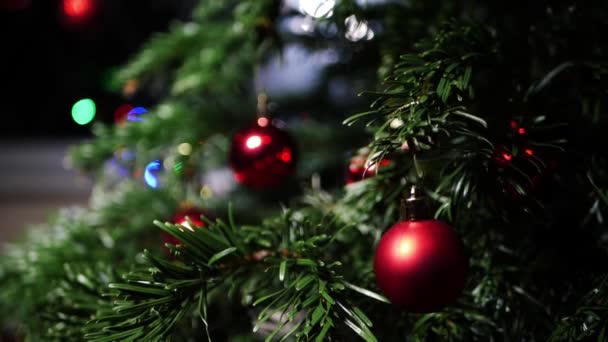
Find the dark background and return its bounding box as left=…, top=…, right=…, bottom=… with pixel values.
left=0, top=0, right=194, bottom=138
left=0, top=0, right=195, bottom=244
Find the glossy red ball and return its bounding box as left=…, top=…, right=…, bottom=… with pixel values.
left=229, top=119, right=297, bottom=188
left=373, top=219, right=468, bottom=312
left=162, top=208, right=206, bottom=249
left=346, top=158, right=391, bottom=184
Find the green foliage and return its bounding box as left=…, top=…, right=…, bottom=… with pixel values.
left=0, top=185, right=176, bottom=341
left=549, top=276, right=608, bottom=342
left=70, top=0, right=276, bottom=172
left=86, top=209, right=386, bottom=341
left=3, top=0, right=608, bottom=341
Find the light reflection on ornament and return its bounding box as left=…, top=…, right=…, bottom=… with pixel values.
left=127, top=106, right=148, bottom=122
left=344, top=15, right=374, bottom=42
left=246, top=135, right=263, bottom=150
left=298, top=0, right=335, bottom=18
left=525, top=149, right=534, bottom=156
left=396, top=238, right=415, bottom=258
left=502, top=153, right=513, bottom=161
left=177, top=218, right=196, bottom=231
left=144, top=160, right=162, bottom=188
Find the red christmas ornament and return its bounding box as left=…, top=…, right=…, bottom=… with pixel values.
left=346, top=147, right=391, bottom=184
left=162, top=207, right=206, bottom=250
left=229, top=117, right=297, bottom=188
left=113, top=104, right=134, bottom=125
left=373, top=188, right=468, bottom=312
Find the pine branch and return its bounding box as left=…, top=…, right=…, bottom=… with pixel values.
left=86, top=209, right=386, bottom=341
left=549, top=275, right=608, bottom=341
left=70, top=0, right=276, bottom=172
left=0, top=185, right=177, bottom=340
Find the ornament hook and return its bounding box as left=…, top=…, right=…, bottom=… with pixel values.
left=400, top=185, right=430, bottom=221
left=257, top=93, right=268, bottom=118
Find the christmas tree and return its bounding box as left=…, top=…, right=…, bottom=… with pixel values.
left=2, top=0, right=608, bottom=340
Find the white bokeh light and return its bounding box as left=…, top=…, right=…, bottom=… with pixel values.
left=345, top=14, right=375, bottom=41
left=299, top=0, right=335, bottom=18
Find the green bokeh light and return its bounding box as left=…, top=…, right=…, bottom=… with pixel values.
left=71, top=98, right=96, bottom=125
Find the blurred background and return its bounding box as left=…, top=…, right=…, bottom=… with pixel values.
left=0, top=0, right=196, bottom=244
left=0, top=0, right=383, bottom=245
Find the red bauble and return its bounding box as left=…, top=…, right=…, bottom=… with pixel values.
left=229, top=118, right=298, bottom=188
left=346, top=158, right=391, bottom=184
left=346, top=147, right=391, bottom=184
left=373, top=219, right=468, bottom=312
left=162, top=208, right=206, bottom=249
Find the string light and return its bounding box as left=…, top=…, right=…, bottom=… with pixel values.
left=144, top=160, right=162, bottom=188
left=127, top=107, right=148, bottom=122
left=71, top=98, right=96, bottom=125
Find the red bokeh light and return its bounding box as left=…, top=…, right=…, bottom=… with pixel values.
left=280, top=149, right=292, bottom=162
left=525, top=149, right=534, bottom=156
left=257, top=117, right=269, bottom=127
left=502, top=153, right=512, bottom=161
left=63, top=0, right=93, bottom=19
left=113, top=104, right=134, bottom=125
left=518, top=127, right=526, bottom=135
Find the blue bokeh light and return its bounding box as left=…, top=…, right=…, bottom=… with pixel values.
left=127, top=106, right=148, bottom=122
left=144, top=160, right=162, bottom=188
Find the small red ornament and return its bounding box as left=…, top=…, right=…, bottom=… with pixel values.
left=113, top=104, right=134, bottom=125
left=229, top=117, right=298, bottom=188
left=346, top=147, right=391, bottom=184
left=373, top=188, right=468, bottom=312
left=162, top=207, right=206, bottom=251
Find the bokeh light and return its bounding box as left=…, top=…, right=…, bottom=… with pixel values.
left=345, top=15, right=375, bottom=42
left=177, top=143, right=193, bottom=156
left=127, top=106, right=148, bottom=122
left=63, top=0, right=93, bottom=19
left=246, top=135, right=263, bottom=150
left=71, top=98, right=96, bottom=125
left=257, top=117, right=269, bottom=127
left=299, top=0, right=335, bottom=18
left=144, top=160, right=162, bottom=188
left=113, top=104, right=134, bottom=125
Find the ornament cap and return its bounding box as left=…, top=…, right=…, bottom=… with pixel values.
left=257, top=93, right=268, bottom=118
left=400, top=186, right=430, bottom=221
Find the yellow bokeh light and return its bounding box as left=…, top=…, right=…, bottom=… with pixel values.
left=177, top=143, right=192, bottom=156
